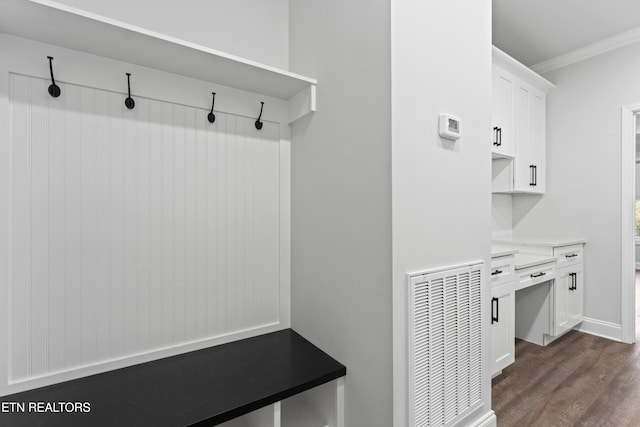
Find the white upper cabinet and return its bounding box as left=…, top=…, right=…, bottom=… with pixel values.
left=492, top=66, right=515, bottom=159
left=491, top=47, right=554, bottom=194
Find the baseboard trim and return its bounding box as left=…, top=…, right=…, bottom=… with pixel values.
left=576, top=317, right=622, bottom=342
left=472, top=410, right=496, bottom=427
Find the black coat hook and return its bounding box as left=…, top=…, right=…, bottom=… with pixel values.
left=124, top=73, right=135, bottom=110
left=47, top=56, right=61, bottom=98
left=255, top=101, right=264, bottom=130
left=207, top=92, right=216, bottom=124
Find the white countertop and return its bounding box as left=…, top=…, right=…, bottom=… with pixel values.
left=514, top=253, right=557, bottom=270
left=493, top=237, right=586, bottom=247
left=491, top=244, right=518, bottom=258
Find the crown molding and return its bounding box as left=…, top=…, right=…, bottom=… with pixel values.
left=493, top=46, right=555, bottom=92
left=531, top=26, right=640, bottom=74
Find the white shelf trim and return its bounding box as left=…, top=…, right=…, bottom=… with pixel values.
left=0, top=0, right=317, bottom=105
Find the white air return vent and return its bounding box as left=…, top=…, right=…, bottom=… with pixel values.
left=408, top=261, right=484, bottom=426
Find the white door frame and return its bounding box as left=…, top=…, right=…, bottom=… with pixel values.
left=620, top=104, right=638, bottom=344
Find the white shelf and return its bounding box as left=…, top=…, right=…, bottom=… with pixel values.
left=0, top=0, right=317, bottom=101
left=492, top=151, right=514, bottom=160
left=281, top=396, right=329, bottom=427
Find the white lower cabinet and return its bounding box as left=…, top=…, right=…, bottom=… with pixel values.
left=490, top=281, right=515, bottom=376
left=552, top=244, right=584, bottom=338
left=507, top=242, right=585, bottom=346
left=490, top=254, right=515, bottom=376
left=554, top=266, right=584, bottom=337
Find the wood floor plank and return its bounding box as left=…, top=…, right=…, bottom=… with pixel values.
left=492, top=276, right=640, bottom=427
left=492, top=333, right=637, bottom=427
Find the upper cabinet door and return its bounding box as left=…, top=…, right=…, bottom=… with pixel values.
left=513, top=84, right=531, bottom=192
left=512, top=82, right=546, bottom=194
left=492, top=66, right=515, bottom=158
left=528, top=90, right=546, bottom=193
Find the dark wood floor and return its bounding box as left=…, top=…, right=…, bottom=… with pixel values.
left=491, top=276, right=640, bottom=426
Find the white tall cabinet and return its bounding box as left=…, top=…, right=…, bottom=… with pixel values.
left=491, top=47, right=554, bottom=194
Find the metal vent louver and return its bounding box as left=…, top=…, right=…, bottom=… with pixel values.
left=408, top=262, right=484, bottom=426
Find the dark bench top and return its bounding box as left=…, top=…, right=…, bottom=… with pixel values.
left=0, top=329, right=346, bottom=426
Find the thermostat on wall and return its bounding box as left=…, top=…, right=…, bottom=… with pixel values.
left=439, top=114, right=461, bottom=140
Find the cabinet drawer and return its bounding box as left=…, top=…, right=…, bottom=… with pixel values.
left=490, top=255, right=515, bottom=287
left=515, top=262, right=556, bottom=291
left=554, top=244, right=583, bottom=268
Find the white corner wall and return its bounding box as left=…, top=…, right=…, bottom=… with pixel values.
left=512, top=41, right=640, bottom=331
left=289, top=1, right=393, bottom=426
left=391, top=1, right=493, bottom=426
left=492, top=194, right=513, bottom=239
left=50, top=0, right=289, bottom=69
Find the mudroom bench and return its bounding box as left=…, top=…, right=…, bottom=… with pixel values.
left=0, top=329, right=346, bottom=426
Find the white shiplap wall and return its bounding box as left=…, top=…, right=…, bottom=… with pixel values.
left=9, top=73, right=281, bottom=383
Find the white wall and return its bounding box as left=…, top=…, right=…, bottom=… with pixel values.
left=289, top=1, right=393, bottom=426
left=492, top=194, right=513, bottom=239
left=635, top=152, right=640, bottom=266
left=391, top=0, right=492, bottom=425
left=52, top=0, right=289, bottom=69
left=636, top=161, right=640, bottom=200
left=512, top=41, right=640, bottom=328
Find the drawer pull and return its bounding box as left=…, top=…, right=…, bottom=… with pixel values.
left=530, top=272, right=546, bottom=278
left=565, top=253, right=579, bottom=258
left=491, top=269, right=503, bottom=276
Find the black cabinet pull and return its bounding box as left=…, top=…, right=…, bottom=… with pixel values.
left=491, top=297, right=499, bottom=324
left=529, top=164, right=538, bottom=186
left=493, top=127, right=502, bottom=147
left=529, top=165, right=535, bottom=186
left=491, top=269, right=503, bottom=276
left=530, top=272, right=546, bottom=278
left=569, top=272, right=578, bottom=290
left=565, top=253, right=578, bottom=258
